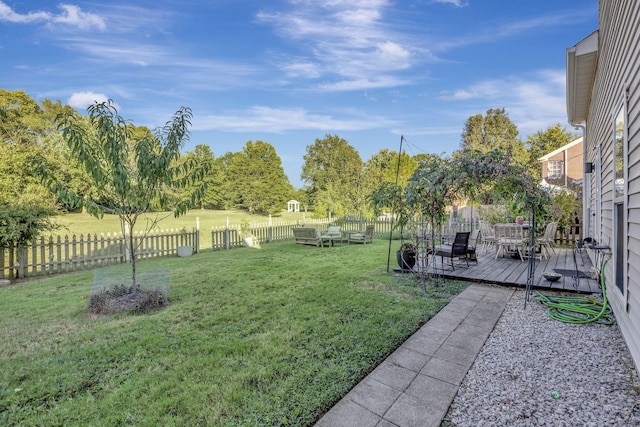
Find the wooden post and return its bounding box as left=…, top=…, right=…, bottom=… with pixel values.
left=16, top=245, right=26, bottom=278
left=195, top=217, right=200, bottom=254
left=224, top=217, right=230, bottom=250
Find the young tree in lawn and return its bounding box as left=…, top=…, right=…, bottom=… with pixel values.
left=40, top=100, right=209, bottom=288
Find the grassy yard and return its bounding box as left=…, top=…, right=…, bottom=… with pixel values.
left=0, top=240, right=467, bottom=426
left=52, top=209, right=312, bottom=252
left=54, top=209, right=309, bottom=235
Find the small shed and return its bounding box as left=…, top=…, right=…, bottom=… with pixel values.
left=287, top=200, right=300, bottom=213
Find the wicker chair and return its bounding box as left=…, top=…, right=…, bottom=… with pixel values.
left=347, top=225, right=374, bottom=244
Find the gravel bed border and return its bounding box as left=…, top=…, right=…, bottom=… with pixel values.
left=444, top=289, right=640, bottom=426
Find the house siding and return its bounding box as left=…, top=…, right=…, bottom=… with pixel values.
left=584, top=0, right=640, bottom=370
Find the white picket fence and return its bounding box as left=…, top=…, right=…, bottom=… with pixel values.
left=1, top=228, right=198, bottom=280
left=210, top=218, right=333, bottom=250
left=6, top=215, right=546, bottom=280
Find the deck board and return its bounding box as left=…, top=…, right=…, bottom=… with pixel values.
left=419, top=246, right=600, bottom=294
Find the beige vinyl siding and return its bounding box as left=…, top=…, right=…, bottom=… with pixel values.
left=585, top=0, right=640, bottom=369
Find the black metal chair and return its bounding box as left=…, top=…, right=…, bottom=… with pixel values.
left=434, top=231, right=470, bottom=270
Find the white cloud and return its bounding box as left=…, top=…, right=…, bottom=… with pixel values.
left=0, top=2, right=106, bottom=30
left=376, top=41, right=411, bottom=68
left=432, top=0, right=468, bottom=7
left=193, top=106, right=397, bottom=133
left=438, top=69, right=569, bottom=137
left=0, top=2, right=49, bottom=23
left=67, top=92, right=113, bottom=110
left=318, top=76, right=407, bottom=91
left=52, top=4, right=106, bottom=31
left=257, top=0, right=417, bottom=90
left=280, top=61, right=323, bottom=79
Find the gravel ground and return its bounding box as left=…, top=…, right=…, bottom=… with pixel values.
left=444, top=289, right=640, bottom=426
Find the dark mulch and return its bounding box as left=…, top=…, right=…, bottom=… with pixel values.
left=87, top=284, right=168, bottom=315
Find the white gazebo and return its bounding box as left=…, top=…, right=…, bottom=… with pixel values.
left=287, top=200, right=300, bottom=213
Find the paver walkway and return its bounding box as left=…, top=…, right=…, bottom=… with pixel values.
left=315, top=283, right=514, bottom=427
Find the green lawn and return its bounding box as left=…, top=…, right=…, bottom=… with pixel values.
left=0, top=240, right=467, bottom=426
left=54, top=209, right=309, bottom=235
left=53, top=209, right=312, bottom=252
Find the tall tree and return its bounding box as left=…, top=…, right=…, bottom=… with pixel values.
left=217, top=151, right=242, bottom=210
left=301, top=134, right=363, bottom=217
left=182, top=144, right=223, bottom=209
left=526, top=124, right=579, bottom=182
left=362, top=149, right=418, bottom=217
left=0, top=91, right=61, bottom=248
left=0, top=89, right=44, bottom=145
left=363, top=149, right=418, bottom=188
left=228, top=140, right=292, bottom=215
left=40, top=100, right=209, bottom=288
left=457, top=108, right=529, bottom=203
left=460, top=108, right=527, bottom=164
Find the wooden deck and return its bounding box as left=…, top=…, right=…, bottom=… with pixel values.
left=417, top=245, right=601, bottom=294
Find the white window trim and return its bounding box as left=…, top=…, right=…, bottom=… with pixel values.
left=611, top=98, right=628, bottom=305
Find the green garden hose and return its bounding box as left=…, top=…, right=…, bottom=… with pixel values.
left=533, top=259, right=614, bottom=325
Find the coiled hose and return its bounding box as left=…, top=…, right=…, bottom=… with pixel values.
left=533, top=259, right=613, bottom=325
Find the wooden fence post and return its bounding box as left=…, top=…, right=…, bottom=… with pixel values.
left=195, top=217, right=200, bottom=254
left=16, top=245, right=26, bottom=278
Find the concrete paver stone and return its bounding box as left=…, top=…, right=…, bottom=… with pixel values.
left=314, top=284, right=514, bottom=427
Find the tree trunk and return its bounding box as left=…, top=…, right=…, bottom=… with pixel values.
left=129, top=233, right=137, bottom=290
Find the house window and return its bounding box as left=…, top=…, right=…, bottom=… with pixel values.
left=613, top=104, right=626, bottom=296
left=614, top=108, right=625, bottom=199
left=548, top=160, right=563, bottom=180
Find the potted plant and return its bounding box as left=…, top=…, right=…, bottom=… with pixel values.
left=239, top=218, right=258, bottom=248
left=397, top=242, right=418, bottom=271
left=177, top=227, right=193, bottom=257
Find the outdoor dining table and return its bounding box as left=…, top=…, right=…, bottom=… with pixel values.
left=494, top=223, right=528, bottom=260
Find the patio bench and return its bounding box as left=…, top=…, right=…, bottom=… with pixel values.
left=292, top=227, right=331, bottom=247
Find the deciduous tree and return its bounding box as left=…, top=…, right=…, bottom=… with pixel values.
left=457, top=108, right=529, bottom=203
left=40, top=100, right=209, bottom=288
left=227, top=140, right=293, bottom=215
left=301, top=134, right=363, bottom=217
left=182, top=144, right=223, bottom=209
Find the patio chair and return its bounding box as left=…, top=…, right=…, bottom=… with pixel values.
left=324, top=225, right=343, bottom=245
left=537, top=222, right=558, bottom=259
left=494, top=224, right=526, bottom=261
left=348, top=225, right=374, bottom=244
left=479, top=221, right=497, bottom=254
left=466, top=228, right=480, bottom=263
left=434, top=231, right=470, bottom=270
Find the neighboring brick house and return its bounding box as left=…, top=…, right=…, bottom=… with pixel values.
left=538, top=137, right=583, bottom=188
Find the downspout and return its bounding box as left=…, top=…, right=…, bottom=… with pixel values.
left=575, top=125, right=588, bottom=239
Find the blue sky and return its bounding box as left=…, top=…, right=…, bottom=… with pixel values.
left=1, top=0, right=597, bottom=188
